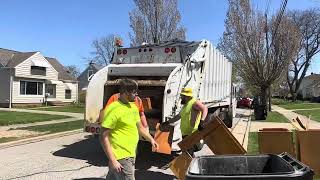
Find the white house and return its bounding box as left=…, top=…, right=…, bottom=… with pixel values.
left=0, top=48, right=78, bottom=107
left=298, top=73, right=320, bottom=99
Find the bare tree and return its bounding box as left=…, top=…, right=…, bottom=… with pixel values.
left=286, top=8, right=320, bottom=101
left=129, top=0, right=186, bottom=46
left=65, top=65, right=81, bottom=78
left=218, top=0, right=300, bottom=114
left=91, top=34, right=121, bottom=66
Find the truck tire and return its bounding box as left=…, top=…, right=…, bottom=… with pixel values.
left=222, top=107, right=233, bottom=128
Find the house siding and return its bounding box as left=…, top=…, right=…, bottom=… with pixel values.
left=78, top=66, right=100, bottom=91
left=48, top=82, right=78, bottom=103
left=15, top=53, right=58, bottom=80
left=12, top=78, right=45, bottom=104
left=0, top=68, right=11, bottom=104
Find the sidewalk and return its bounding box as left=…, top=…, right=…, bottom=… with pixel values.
left=231, top=109, right=251, bottom=150
left=272, top=105, right=320, bottom=129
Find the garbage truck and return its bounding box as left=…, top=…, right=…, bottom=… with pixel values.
left=84, top=39, right=236, bottom=151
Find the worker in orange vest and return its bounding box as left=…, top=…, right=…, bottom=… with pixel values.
left=99, top=86, right=148, bottom=132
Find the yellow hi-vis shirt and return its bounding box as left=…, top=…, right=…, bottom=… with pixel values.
left=101, top=100, right=140, bottom=160
left=180, top=98, right=201, bottom=136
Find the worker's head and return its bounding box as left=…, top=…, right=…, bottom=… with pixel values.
left=180, top=88, right=193, bottom=104
left=119, top=79, right=138, bottom=102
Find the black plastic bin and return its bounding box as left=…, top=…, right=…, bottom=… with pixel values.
left=254, top=105, right=266, bottom=120
left=185, top=153, right=314, bottom=180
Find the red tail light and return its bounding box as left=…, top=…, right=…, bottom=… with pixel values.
left=123, top=49, right=127, bottom=54
left=90, top=127, right=96, bottom=133
left=165, top=48, right=170, bottom=53
left=171, top=47, right=176, bottom=53
left=117, top=49, right=122, bottom=55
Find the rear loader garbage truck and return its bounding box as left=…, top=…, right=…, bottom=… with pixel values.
left=84, top=39, right=236, bottom=152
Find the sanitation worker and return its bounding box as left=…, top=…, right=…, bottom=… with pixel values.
left=99, top=82, right=149, bottom=132
left=100, top=79, right=158, bottom=180
left=166, top=87, right=208, bottom=156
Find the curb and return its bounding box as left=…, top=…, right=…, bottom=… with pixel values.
left=242, top=109, right=252, bottom=151
left=0, top=129, right=83, bottom=150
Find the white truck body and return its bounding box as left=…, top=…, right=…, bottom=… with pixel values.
left=84, top=40, right=235, bottom=151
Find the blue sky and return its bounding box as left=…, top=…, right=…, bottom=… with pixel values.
left=0, top=0, right=319, bottom=72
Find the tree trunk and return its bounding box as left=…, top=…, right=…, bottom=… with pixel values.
left=260, top=86, right=268, bottom=119
left=268, top=87, right=272, bottom=111
left=292, top=92, right=297, bottom=102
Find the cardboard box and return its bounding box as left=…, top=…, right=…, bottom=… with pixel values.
left=169, top=152, right=192, bottom=180
left=178, top=116, right=246, bottom=154
left=258, top=128, right=296, bottom=157
left=297, top=130, right=320, bottom=175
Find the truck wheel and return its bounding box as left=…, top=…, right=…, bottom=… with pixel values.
left=223, top=107, right=233, bottom=128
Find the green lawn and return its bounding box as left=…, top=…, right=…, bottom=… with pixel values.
left=294, top=110, right=320, bottom=123
left=272, top=98, right=320, bottom=110
left=252, top=111, right=288, bottom=123
left=13, top=120, right=83, bottom=134
left=0, top=111, right=71, bottom=126
left=32, top=104, right=84, bottom=113
left=247, top=132, right=259, bottom=154
left=0, top=137, right=19, bottom=143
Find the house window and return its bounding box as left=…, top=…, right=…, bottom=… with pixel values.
left=88, top=70, right=94, bottom=80
left=45, top=84, right=56, bottom=98
left=65, top=90, right=72, bottom=99
left=20, top=81, right=43, bottom=95
left=31, top=66, right=46, bottom=76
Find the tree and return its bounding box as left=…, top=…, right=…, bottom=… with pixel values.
left=65, top=65, right=80, bottom=78
left=286, top=8, right=320, bottom=101
left=218, top=0, right=300, bottom=113
left=129, top=0, right=186, bottom=46
left=91, top=34, right=121, bottom=66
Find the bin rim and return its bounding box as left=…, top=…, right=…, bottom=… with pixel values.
left=186, top=153, right=312, bottom=177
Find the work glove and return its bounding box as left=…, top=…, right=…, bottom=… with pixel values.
left=198, top=120, right=205, bottom=131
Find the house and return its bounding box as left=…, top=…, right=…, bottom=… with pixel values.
left=298, top=73, right=320, bottom=99
left=77, top=61, right=103, bottom=92
left=0, top=48, right=78, bottom=107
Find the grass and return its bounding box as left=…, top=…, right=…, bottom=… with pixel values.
left=294, top=110, right=320, bottom=123
left=247, top=132, right=259, bottom=154
left=0, top=137, right=19, bottom=143
left=31, top=104, right=84, bottom=113
left=272, top=98, right=320, bottom=110
left=0, top=111, right=71, bottom=126
left=13, top=120, right=83, bottom=134
left=252, top=111, right=288, bottom=123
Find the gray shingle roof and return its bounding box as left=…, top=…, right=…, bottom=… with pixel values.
left=0, top=48, right=36, bottom=67
left=91, top=63, right=103, bottom=70
left=0, top=48, right=77, bottom=81
left=45, top=57, right=77, bottom=81
left=304, top=73, right=320, bottom=80
left=6, top=52, right=37, bottom=67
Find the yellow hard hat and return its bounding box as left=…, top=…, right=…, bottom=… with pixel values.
left=181, top=88, right=193, bottom=97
